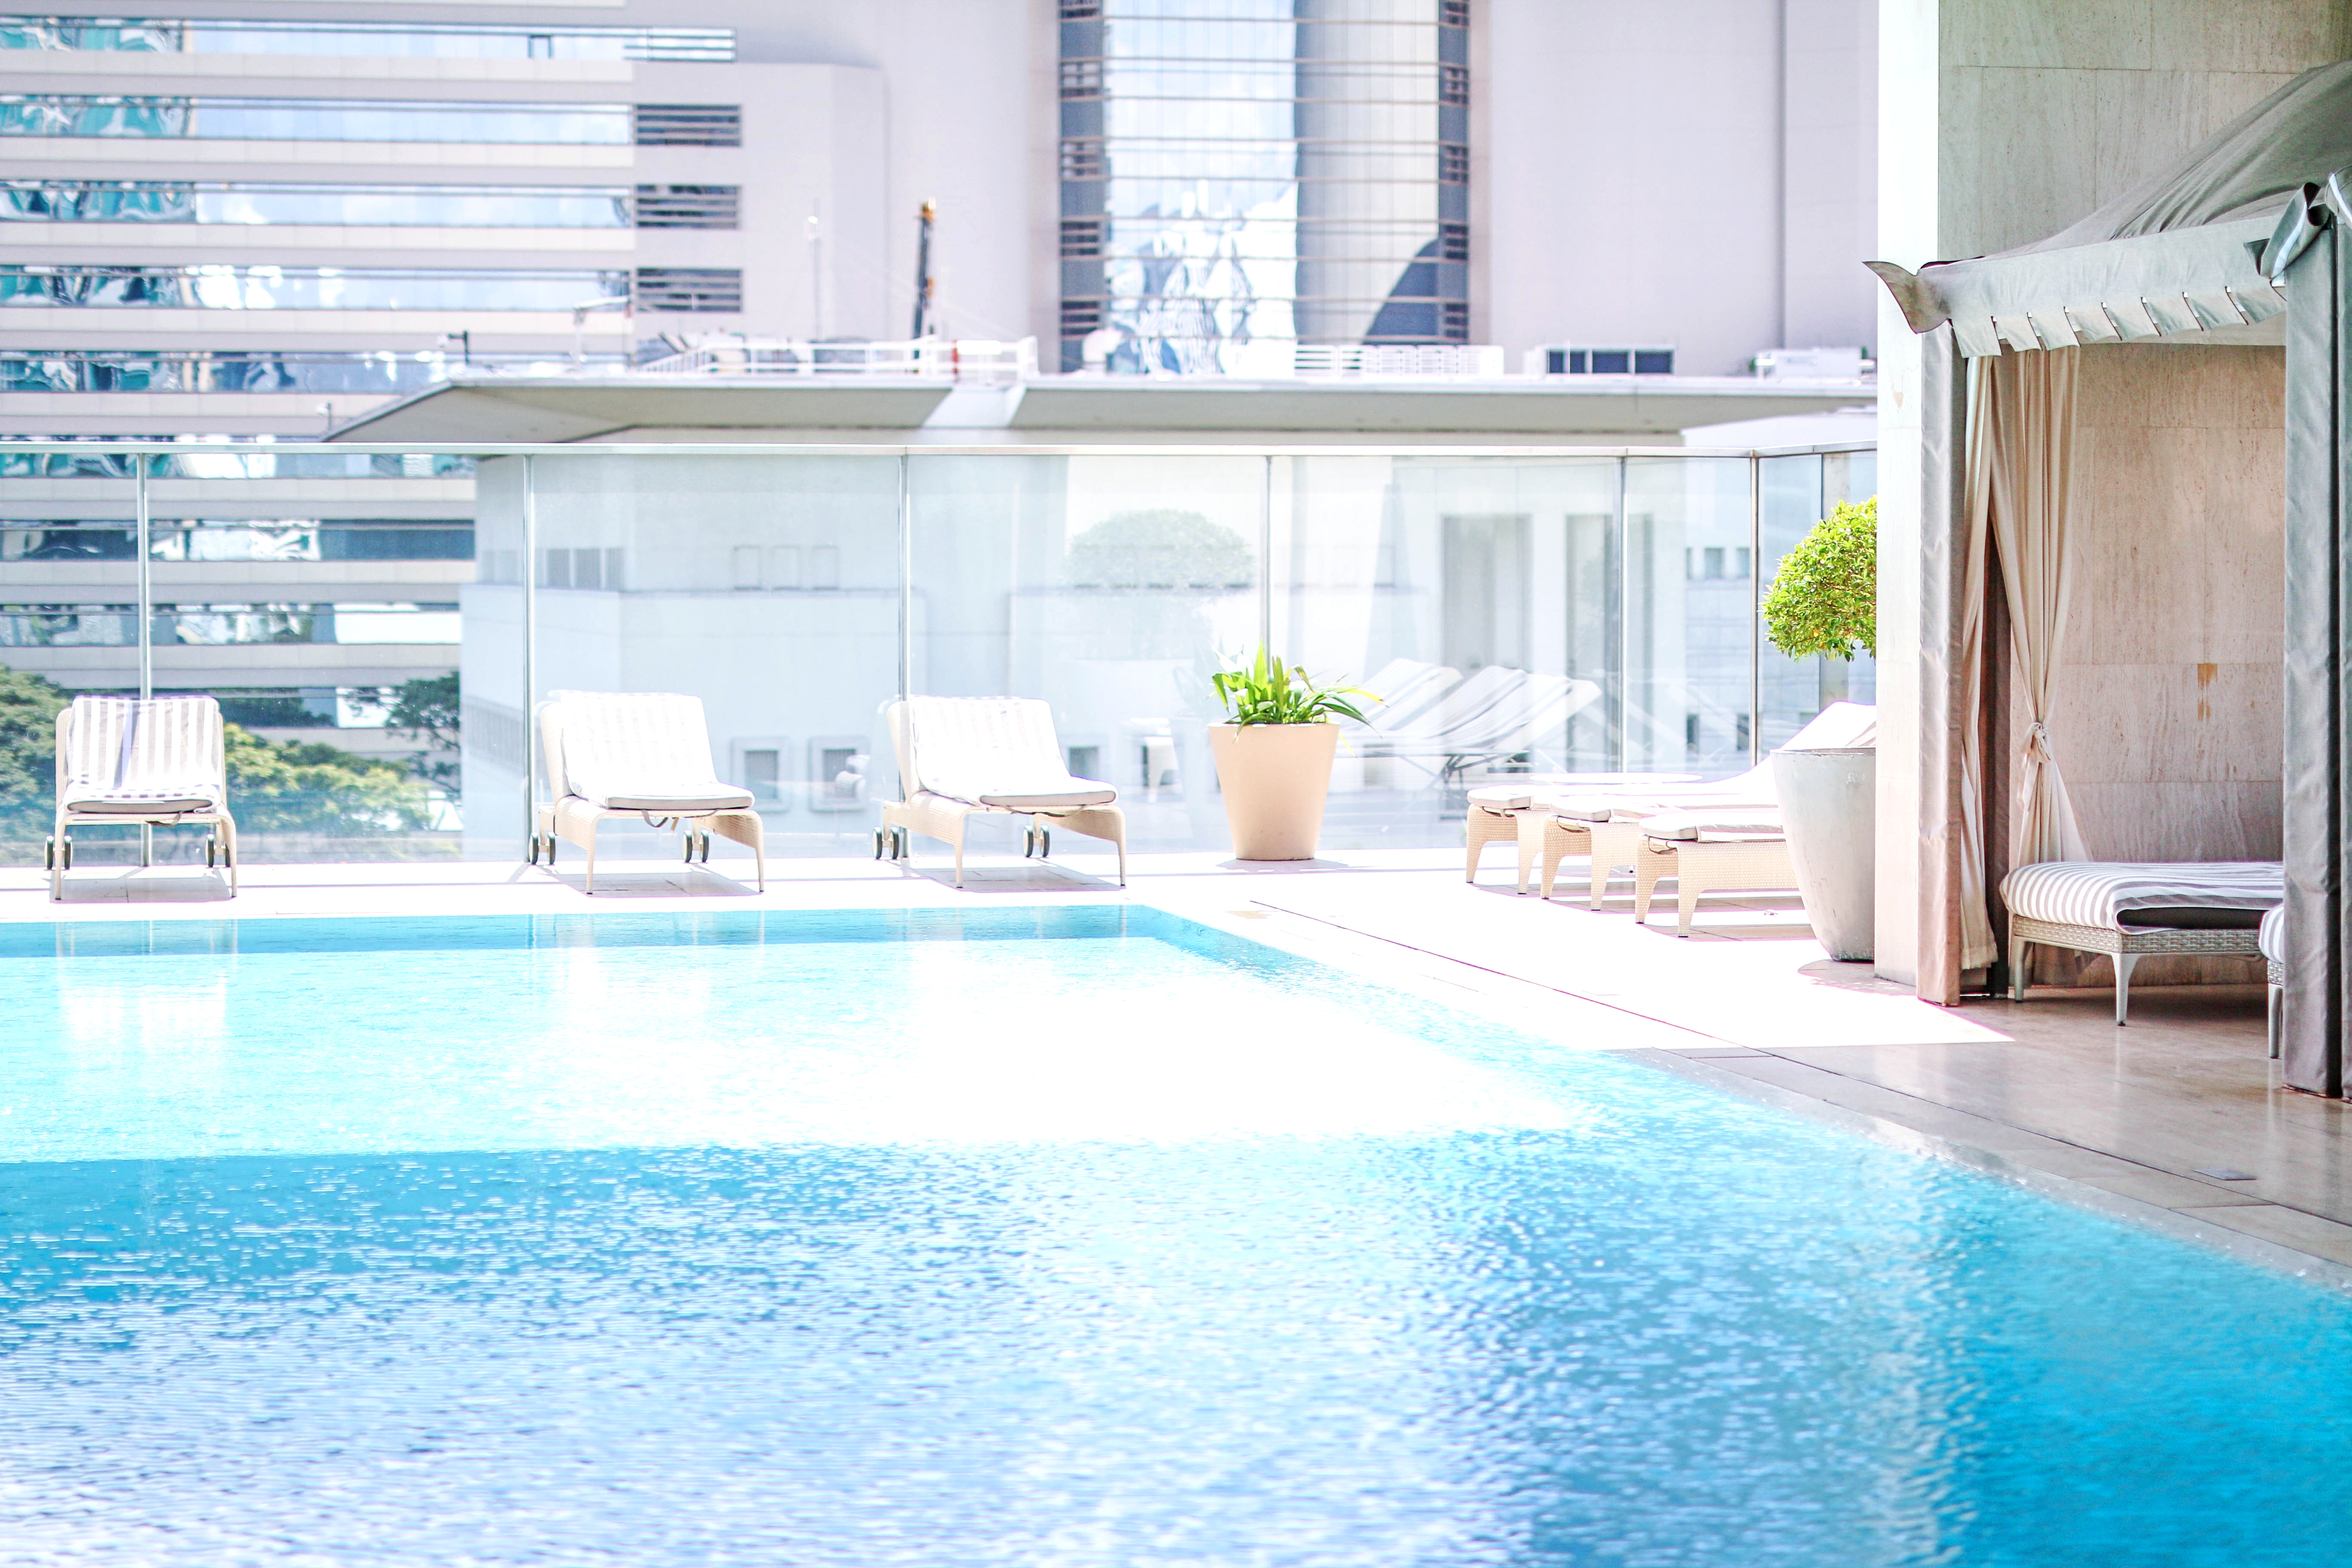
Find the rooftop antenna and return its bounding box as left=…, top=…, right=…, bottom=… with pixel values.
left=911, top=199, right=936, bottom=340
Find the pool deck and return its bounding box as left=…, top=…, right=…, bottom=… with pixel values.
left=7, top=844, right=2349, bottom=1284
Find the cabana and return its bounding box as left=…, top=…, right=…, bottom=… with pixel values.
left=1870, top=62, right=2352, bottom=1093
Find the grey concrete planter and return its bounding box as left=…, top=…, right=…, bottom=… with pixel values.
left=1773, top=747, right=1876, bottom=960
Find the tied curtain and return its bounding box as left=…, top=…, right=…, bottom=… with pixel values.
left=1959, top=348, right=2089, bottom=972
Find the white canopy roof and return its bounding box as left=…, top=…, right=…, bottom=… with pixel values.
left=1872, top=60, right=2352, bottom=356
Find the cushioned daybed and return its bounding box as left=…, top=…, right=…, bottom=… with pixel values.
left=2000, top=861, right=2283, bottom=1026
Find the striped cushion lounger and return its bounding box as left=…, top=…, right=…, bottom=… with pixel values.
left=533, top=691, right=766, bottom=895
left=1999, top=861, right=2284, bottom=1027
left=51, top=694, right=239, bottom=901
left=2261, top=904, right=2286, bottom=1061
left=1629, top=808, right=1793, bottom=938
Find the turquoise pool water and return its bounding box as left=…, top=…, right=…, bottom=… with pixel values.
left=1, top=907, right=2348, bottom=1565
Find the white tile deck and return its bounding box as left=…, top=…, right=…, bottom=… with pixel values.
left=7, top=843, right=2347, bottom=1285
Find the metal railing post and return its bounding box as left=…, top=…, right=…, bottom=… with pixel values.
left=897, top=453, right=913, bottom=699
left=521, top=454, right=538, bottom=855
left=1260, top=454, right=1274, bottom=654
left=1749, top=451, right=1763, bottom=767
left=136, top=454, right=152, bottom=866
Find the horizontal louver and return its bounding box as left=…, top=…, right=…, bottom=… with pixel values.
left=633, top=185, right=739, bottom=229
left=634, top=267, right=742, bottom=313
left=631, top=104, right=741, bottom=147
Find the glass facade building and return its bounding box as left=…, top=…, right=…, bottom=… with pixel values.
left=1059, top=0, right=1469, bottom=374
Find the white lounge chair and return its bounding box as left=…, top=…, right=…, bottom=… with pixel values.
left=531, top=691, right=765, bottom=894
left=2001, top=861, right=2281, bottom=1026
left=1519, top=701, right=1878, bottom=903
left=878, top=696, right=1126, bottom=888
left=50, top=694, right=237, bottom=900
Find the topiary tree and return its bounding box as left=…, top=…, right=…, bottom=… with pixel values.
left=1067, top=508, right=1254, bottom=589
left=1763, top=496, right=1876, bottom=661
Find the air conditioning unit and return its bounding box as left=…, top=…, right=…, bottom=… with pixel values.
left=1751, top=346, right=1869, bottom=379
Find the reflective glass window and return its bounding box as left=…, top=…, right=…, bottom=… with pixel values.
left=0, top=182, right=634, bottom=227
left=1, top=520, right=474, bottom=562
left=0, top=19, right=731, bottom=61
left=0, top=266, right=629, bottom=312
left=1061, top=0, right=1464, bottom=373
left=0, top=96, right=633, bottom=143
left=0, top=602, right=461, bottom=648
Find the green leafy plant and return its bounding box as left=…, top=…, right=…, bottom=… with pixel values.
left=1763, top=496, right=1877, bottom=660
left=1210, top=646, right=1374, bottom=726
left=386, top=670, right=462, bottom=798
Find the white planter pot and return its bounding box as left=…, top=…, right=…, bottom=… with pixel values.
left=1207, top=722, right=1338, bottom=861
left=1773, top=747, right=1876, bottom=960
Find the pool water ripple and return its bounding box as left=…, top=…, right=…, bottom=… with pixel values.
left=0, top=908, right=2346, bottom=1565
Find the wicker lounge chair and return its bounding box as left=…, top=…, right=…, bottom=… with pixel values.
left=1512, top=701, right=1878, bottom=903
left=50, top=694, right=238, bottom=901
left=2000, top=861, right=2282, bottom=1026
left=532, top=691, right=765, bottom=894
left=1630, top=808, right=1793, bottom=936
left=877, top=696, right=1126, bottom=888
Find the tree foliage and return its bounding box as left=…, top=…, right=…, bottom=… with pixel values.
left=0, top=665, right=429, bottom=838
left=1762, top=496, right=1877, bottom=661
left=387, top=671, right=461, bottom=796
left=1068, top=508, right=1254, bottom=589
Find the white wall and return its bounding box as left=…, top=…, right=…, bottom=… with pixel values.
left=1482, top=0, right=1877, bottom=376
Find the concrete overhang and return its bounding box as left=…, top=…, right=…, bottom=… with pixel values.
left=327, top=377, right=955, bottom=443
left=326, top=372, right=1871, bottom=444
left=1008, top=376, right=1870, bottom=434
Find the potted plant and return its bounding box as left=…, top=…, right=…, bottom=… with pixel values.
left=1761, top=496, right=1877, bottom=959
left=1206, top=647, right=1372, bottom=861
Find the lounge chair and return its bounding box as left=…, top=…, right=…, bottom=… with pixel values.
left=532, top=690, right=765, bottom=894
left=2000, top=861, right=2282, bottom=1026
left=878, top=696, right=1126, bottom=888
left=1629, top=808, right=1793, bottom=937
left=2262, top=904, right=2285, bottom=1060
left=1359, top=665, right=1602, bottom=787
left=50, top=694, right=238, bottom=900
left=1519, top=701, right=1878, bottom=904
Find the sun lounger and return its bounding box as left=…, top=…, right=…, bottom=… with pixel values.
left=1630, top=808, right=1793, bottom=937
left=532, top=691, right=764, bottom=894
left=878, top=696, right=1126, bottom=888
left=1516, top=701, right=1878, bottom=904
left=2000, top=861, right=2282, bottom=1026
left=50, top=694, right=238, bottom=900
left=1359, top=665, right=1601, bottom=786
left=2261, top=904, right=2285, bottom=1060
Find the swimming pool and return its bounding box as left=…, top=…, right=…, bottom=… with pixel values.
left=1, top=906, right=2347, bottom=1565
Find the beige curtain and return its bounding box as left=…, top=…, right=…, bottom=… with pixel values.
left=1962, top=348, right=2089, bottom=970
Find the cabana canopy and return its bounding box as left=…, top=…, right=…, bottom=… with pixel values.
left=1870, top=60, right=2352, bottom=356
left=1874, top=59, right=2352, bottom=1095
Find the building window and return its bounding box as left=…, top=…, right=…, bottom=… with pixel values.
left=1060, top=297, right=1104, bottom=337
left=1441, top=0, right=1471, bottom=26
left=631, top=104, right=741, bottom=147
left=1439, top=64, right=1470, bottom=107
left=633, top=184, right=738, bottom=229
left=1059, top=0, right=1102, bottom=17
left=1439, top=222, right=1469, bottom=262
left=1060, top=217, right=1106, bottom=258
left=1441, top=301, right=1470, bottom=341
left=0, top=264, right=628, bottom=314
left=1058, top=58, right=1102, bottom=99
left=633, top=267, right=741, bottom=312
left=1059, top=139, right=1106, bottom=180
left=0, top=95, right=635, bottom=145
left=1544, top=347, right=1677, bottom=376
left=1439, top=143, right=1469, bottom=185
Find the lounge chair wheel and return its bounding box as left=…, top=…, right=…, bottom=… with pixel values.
left=1039, top=827, right=1051, bottom=858
left=874, top=829, right=887, bottom=860
left=60, top=837, right=70, bottom=870
left=44, top=836, right=55, bottom=871
left=205, top=836, right=216, bottom=869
